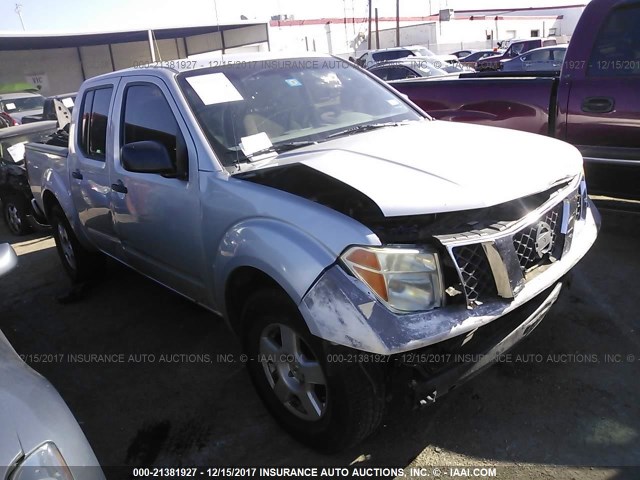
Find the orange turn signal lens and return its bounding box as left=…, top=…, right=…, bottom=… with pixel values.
left=352, top=266, right=388, bottom=301
left=345, top=248, right=382, bottom=271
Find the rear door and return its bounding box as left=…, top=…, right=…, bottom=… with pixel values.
left=109, top=76, right=206, bottom=301
left=564, top=2, right=640, bottom=196
left=68, top=82, right=121, bottom=256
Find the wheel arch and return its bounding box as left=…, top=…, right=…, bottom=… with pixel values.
left=41, top=188, right=95, bottom=251
left=215, top=218, right=340, bottom=336
left=224, top=266, right=287, bottom=336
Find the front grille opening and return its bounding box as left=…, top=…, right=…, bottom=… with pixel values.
left=452, top=244, right=497, bottom=305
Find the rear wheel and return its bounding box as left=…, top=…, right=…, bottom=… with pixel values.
left=2, top=194, right=33, bottom=236
left=50, top=205, right=104, bottom=283
left=243, top=289, right=385, bottom=451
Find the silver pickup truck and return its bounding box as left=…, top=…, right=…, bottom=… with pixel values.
left=25, top=53, right=599, bottom=451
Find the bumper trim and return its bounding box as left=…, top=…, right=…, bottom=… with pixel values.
left=410, top=282, right=563, bottom=405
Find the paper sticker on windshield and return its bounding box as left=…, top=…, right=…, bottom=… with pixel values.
left=387, top=99, right=400, bottom=106
left=186, top=73, right=243, bottom=105
left=285, top=78, right=302, bottom=87
left=240, top=132, right=272, bottom=157
left=61, top=97, right=74, bottom=108
left=7, top=142, right=26, bottom=162
left=5, top=103, right=16, bottom=110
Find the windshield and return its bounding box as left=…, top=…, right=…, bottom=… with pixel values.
left=178, top=58, right=423, bottom=167
left=2, top=96, right=45, bottom=113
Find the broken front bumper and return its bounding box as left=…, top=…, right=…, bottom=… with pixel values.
left=299, top=199, right=599, bottom=355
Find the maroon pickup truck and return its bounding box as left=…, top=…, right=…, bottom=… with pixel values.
left=391, top=0, right=640, bottom=199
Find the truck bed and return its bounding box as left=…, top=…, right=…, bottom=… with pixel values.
left=24, top=143, right=69, bottom=209
left=391, top=76, right=558, bottom=136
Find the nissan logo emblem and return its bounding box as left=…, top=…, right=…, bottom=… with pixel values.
left=535, top=221, right=554, bottom=258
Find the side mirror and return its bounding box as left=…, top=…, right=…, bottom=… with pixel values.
left=121, top=141, right=175, bottom=175
left=0, top=243, right=18, bottom=277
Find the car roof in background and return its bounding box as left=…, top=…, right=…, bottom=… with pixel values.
left=364, top=45, right=425, bottom=54
left=519, top=45, right=569, bottom=54
left=0, top=92, right=44, bottom=100
left=367, top=57, right=447, bottom=69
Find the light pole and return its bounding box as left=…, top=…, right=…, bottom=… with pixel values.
left=15, top=4, right=26, bottom=31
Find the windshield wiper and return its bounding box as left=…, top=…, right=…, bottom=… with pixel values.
left=245, top=140, right=318, bottom=159
left=326, top=121, right=412, bottom=140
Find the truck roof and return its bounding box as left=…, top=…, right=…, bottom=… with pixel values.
left=85, top=52, right=337, bottom=84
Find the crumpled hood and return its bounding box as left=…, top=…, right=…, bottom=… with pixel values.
left=251, top=120, right=583, bottom=217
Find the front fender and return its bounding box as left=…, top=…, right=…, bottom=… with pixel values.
left=214, top=217, right=339, bottom=318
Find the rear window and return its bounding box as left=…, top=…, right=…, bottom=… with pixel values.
left=588, top=4, right=640, bottom=76
left=79, top=87, right=113, bottom=160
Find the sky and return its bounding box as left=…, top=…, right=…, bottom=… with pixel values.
left=1, top=0, right=589, bottom=33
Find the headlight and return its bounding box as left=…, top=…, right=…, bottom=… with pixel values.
left=9, top=443, right=73, bottom=480
left=342, top=245, right=444, bottom=312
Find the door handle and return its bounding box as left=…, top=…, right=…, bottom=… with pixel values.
left=71, top=169, right=83, bottom=180
left=111, top=180, right=128, bottom=194
left=582, top=97, right=615, bottom=114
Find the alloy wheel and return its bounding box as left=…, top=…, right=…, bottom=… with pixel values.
left=259, top=323, right=328, bottom=421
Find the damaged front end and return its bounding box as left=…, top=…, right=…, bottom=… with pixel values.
left=297, top=174, right=599, bottom=354
left=238, top=160, right=599, bottom=407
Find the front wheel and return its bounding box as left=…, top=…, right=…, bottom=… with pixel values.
left=243, top=289, right=385, bottom=451
left=50, top=205, right=104, bottom=283
left=2, top=194, right=33, bottom=236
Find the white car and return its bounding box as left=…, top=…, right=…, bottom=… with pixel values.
left=0, top=93, right=45, bottom=125
left=357, top=45, right=457, bottom=68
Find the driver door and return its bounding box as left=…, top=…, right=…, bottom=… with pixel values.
left=109, top=77, right=207, bottom=302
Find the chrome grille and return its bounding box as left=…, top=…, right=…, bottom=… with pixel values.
left=512, top=203, right=563, bottom=272
left=452, top=244, right=496, bottom=304
left=444, top=185, right=583, bottom=308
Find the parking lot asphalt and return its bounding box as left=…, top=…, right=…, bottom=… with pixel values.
left=0, top=200, right=638, bottom=480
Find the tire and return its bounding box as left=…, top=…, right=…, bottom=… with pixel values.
left=243, top=289, right=385, bottom=452
left=2, top=194, right=33, bottom=236
left=50, top=205, right=104, bottom=283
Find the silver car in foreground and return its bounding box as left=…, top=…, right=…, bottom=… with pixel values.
left=0, top=244, right=104, bottom=480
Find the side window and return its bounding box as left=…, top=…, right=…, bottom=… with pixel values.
left=510, top=44, right=525, bottom=56
left=553, top=49, right=567, bottom=62
left=121, top=84, right=178, bottom=166
left=529, top=49, right=552, bottom=62
left=588, top=5, right=640, bottom=77
left=79, top=87, right=113, bottom=160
